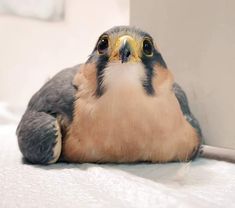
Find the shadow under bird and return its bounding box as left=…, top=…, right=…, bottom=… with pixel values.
left=16, top=26, right=235, bottom=164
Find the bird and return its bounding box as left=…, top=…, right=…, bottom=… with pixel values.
left=16, top=26, right=203, bottom=165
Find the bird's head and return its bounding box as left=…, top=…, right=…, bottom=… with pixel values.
left=86, top=26, right=167, bottom=96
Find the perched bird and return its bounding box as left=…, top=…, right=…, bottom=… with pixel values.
left=17, top=26, right=203, bottom=165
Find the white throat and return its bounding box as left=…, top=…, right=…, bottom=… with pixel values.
left=103, top=63, right=146, bottom=92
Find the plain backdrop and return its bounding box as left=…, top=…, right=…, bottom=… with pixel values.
left=0, top=0, right=129, bottom=108
left=0, top=0, right=235, bottom=149
left=130, top=0, right=235, bottom=149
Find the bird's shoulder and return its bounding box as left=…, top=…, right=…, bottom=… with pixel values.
left=27, top=64, right=81, bottom=121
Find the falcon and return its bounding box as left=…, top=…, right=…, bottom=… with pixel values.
left=17, top=26, right=202, bottom=164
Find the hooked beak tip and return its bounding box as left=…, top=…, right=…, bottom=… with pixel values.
left=120, top=43, right=131, bottom=63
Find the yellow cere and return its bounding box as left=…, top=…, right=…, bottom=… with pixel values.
left=109, top=35, right=141, bottom=63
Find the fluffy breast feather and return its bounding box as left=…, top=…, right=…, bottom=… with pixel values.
left=63, top=63, right=199, bottom=163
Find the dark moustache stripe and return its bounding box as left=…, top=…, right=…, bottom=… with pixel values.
left=95, top=55, right=109, bottom=97
left=141, top=49, right=167, bottom=96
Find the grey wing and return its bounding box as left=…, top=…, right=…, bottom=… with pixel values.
left=16, top=65, right=80, bottom=164
left=27, top=65, right=80, bottom=121
left=173, top=83, right=203, bottom=141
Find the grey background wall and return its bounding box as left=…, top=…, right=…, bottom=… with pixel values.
left=130, top=0, right=235, bottom=149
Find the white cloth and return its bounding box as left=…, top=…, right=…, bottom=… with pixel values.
left=0, top=105, right=235, bottom=208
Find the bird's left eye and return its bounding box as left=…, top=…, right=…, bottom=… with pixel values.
left=143, top=39, right=153, bottom=56
left=97, top=36, right=109, bottom=54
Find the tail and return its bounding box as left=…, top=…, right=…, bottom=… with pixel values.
left=199, top=145, right=235, bottom=163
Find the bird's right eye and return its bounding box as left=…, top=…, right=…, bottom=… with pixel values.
left=97, top=36, right=109, bottom=54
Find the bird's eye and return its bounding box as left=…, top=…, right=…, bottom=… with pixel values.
left=143, top=39, right=153, bottom=56
left=97, top=36, right=109, bottom=54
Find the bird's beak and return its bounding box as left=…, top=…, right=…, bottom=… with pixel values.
left=110, top=35, right=140, bottom=63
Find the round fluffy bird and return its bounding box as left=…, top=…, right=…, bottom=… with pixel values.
left=17, top=26, right=202, bottom=164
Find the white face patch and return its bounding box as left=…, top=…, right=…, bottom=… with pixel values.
left=102, top=63, right=146, bottom=92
